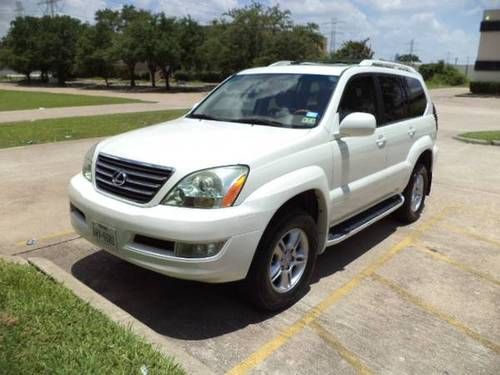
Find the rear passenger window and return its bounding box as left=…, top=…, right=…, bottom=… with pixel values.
left=338, top=75, right=378, bottom=123
left=405, top=77, right=427, bottom=117
left=378, top=75, right=408, bottom=124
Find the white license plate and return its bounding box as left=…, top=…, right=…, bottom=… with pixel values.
left=92, top=222, right=117, bottom=248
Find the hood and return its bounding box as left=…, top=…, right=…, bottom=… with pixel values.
left=98, top=117, right=311, bottom=171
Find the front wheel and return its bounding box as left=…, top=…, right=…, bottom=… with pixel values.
left=396, top=163, right=429, bottom=223
left=245, top=208, right=318, bottom=311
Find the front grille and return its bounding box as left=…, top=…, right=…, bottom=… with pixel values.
left=95, top=153, right=173, bottom=204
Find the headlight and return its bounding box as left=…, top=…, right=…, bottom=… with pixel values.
left=162, top=165, right=249, bottom=208
left=82, top=143, right=98, bottom=181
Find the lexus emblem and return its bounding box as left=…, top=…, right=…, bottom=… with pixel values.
left=112, top=171, right=127, bottom=186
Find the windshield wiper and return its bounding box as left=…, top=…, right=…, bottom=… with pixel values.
left=188, top=113, right=220, bottom=121
left=230, top=117, right=285, bottom=128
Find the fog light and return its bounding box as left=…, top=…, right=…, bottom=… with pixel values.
left=174, top=241, right=225, bottom=258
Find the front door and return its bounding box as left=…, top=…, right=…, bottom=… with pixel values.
left=329, top=74, right=388, bottom=224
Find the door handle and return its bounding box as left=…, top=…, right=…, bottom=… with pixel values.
left=376, top=135, right=386, bottom=147
left=408, top=127, right=416, bottom=137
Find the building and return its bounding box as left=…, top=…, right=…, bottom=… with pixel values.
left=473, top=9, right=500, bottom=83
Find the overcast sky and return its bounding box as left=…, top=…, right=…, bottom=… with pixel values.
left=1, top=0, right=499, bottom=63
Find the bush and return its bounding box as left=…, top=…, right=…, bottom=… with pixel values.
left=194, top=71, right=225, bottom=83
left=470, top=81, right=500, bottom=95
left=173, top=70, right=192, bottom=82
left=420, top=61, right=466, bottom=86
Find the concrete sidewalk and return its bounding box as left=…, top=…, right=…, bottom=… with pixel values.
left=0, top=82, right=205, bottom=123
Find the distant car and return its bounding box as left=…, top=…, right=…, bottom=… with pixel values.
left=69, top=60, right=438, bottom=310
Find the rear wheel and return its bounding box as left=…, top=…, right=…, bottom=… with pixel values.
left=246, top=208, right=318, bottom=311
left=396, top=163, right=429, bottom=223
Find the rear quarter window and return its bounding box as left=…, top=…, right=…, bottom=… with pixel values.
left=405, top=77, right=427, bottom=117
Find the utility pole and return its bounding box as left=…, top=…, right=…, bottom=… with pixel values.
left=465, top=56, right=470, bottom=78
left=38, top=0, right=62, bottom=17
left=454, top=57, right=458, bottom=65
left=15, top=1, right=24, bottom=17
left=446, top=51, right=451, bottom=65
left=409, top=39, right=415, bottom=55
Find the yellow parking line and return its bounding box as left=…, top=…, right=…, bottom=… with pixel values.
left=440, top=223, right=500, bottom=249
left=371, top=273, right=500, bottom=354
left=226, top=207, right=454, bottom=375
left=15, top=230, right=76, bottom=246
left=413, top=242, right=500, bottom=286
left=309, top=321, right=374, bottom=375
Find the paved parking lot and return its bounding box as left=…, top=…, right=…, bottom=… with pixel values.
left=1, top=88, right=499, bottom=374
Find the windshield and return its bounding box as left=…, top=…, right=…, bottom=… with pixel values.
left=188, top=73, right=339, bottom=129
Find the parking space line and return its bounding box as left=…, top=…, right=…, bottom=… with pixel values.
left=226, top=207, right=455, bottom=375
left=371, top=273, right=500, bottom=354
left=309, top=321, right=373, bottom=375
left=15, top=230, right=76, bottom=247
left=413, top=242, right=500, bottom=286
left=439, top=223, right=500, bottom=249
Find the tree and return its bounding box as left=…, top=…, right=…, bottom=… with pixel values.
left=177, top=17, right=204, bottom=71
left=0, top=17, right=41, bottom=82
left=397, top=54, right=421, bottom=63
left=40, top=16, right=82, bottom=84
left=154, top=14, right=180, bottom=89
left=330, top=38, right=374, bottom=61
left=76, top=15, right=118, bottom=86
left=114, top=6, right=150, bottom=87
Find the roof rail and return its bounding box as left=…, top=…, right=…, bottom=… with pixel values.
left=268, top=60, right=351, bottom=67
left=359, top=59, right=418, bottom=73
left=268, top=61, right=294, bottom=66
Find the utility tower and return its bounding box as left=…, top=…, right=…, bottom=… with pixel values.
left=38, top=0, right=62, bottom=17
left=329, top=18, right=343, bottom=54
left=15, top=1, right=24, bottom=17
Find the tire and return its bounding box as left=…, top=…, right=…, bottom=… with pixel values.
left=396, top=163, right=429, bottom=223
left=245, top=207, right=318, bottom=311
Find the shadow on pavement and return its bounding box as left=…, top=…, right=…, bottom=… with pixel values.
left=71, top=217, right=399, bottom=340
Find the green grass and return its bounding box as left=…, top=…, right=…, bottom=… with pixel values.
left=0, top=89, right=146, bottom=111
left=459, top=131, right=500, bottom=142
left=0, top=259, right=184, bottom=375
left=0, top=109, right=187, bottom=149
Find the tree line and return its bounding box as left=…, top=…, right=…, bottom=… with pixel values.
left=0, top=3, right=376, bottom=88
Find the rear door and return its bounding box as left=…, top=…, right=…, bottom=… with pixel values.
left=377, top=74, right=427, bottom=190
left=330, top=74, right=388, bottom=223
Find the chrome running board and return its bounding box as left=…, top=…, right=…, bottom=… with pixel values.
left=326, top=194, right=404, bottom=246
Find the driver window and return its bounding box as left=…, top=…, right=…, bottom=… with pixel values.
left=338, top=75, right=378, bottom=124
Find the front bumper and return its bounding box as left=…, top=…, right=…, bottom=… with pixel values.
left=69, top=174, right=271, bottom=283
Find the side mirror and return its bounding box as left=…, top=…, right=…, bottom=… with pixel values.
left=338, top=112, right=376, bottom=137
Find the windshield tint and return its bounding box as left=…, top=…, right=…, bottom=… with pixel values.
left=189, top=73, right=339, bottom=129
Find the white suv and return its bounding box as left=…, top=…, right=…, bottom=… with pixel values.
left=69, top=60, right=438, bottom=310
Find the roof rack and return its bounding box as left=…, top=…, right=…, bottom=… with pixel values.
left=268, top=61, right=350, bottom=67
left=359, top=59, right=418, bottom=73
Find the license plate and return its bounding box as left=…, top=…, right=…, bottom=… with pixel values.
left=92, top=222, right=117, bottom=248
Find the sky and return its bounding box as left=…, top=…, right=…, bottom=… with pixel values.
left=1, top=0, right=499, bottom=63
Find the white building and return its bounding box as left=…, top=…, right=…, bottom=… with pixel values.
left=473, top=9, right=500, bottom=82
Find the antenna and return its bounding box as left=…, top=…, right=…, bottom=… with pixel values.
left=38, top=0, right=62, bottom=17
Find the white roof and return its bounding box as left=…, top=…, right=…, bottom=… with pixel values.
left=238, top=59, right=420, bottom=77
left=238, top=64, right=350, bottom=76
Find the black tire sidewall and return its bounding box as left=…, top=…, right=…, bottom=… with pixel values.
left=246, top=208, right=318, bottom=311
left=399, top=164, right=429, bottom=223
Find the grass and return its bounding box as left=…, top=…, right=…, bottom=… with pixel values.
left=459, top=131, right=500, bottom=142
left=0, top=109, right=187, bottom=149
left=0, top=259, right=184, bottom=375
left=0, top=89, right=146, bottom=111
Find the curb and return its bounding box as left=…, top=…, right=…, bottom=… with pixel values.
left=27, top=257, right=215, bottom=375
left=0, top=254, right=28, bottom=265
left=453, top=135, right=500, bottom=146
